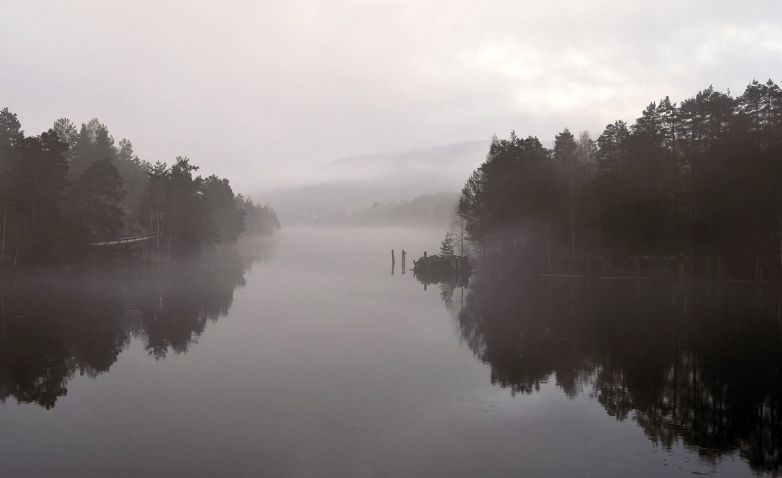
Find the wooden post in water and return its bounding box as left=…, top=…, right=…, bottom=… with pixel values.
left=401, top=250, right=406, bottom=274
left=391, top=249, right=395, bottom=275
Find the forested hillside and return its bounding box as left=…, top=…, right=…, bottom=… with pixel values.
left=0, top=110, right=278, bottom=266
left=458, top=79, right=782, bottom=279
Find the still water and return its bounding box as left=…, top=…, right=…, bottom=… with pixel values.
left=0, top=227, right=779, bottom=477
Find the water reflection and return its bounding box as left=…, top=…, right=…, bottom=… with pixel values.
left=423, top=270, right=782, bottom=474
left=0, top=243, right=268, bottom=409
left=412, top=262, right=469, bottom=304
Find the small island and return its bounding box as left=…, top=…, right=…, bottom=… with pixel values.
left=413, top=232, right=471, bottom=286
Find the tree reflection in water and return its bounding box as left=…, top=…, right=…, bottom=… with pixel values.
left=420, top=270, right=782, bottom=474
left=0, top=244, right=267, bottom=409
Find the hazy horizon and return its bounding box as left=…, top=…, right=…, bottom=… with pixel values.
left=4, top=0, right=782, bottom=192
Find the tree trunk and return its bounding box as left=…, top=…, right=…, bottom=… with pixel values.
left=778, top=213, right=782, bottom=278
left=459, top=219, right=465, bottom=257
left=546, top=221, right=552, bottom=273
left=569, top=202, right=575, bottom=267
left=570, top=159, right=576, bottom=268
left=167, top=219, right=174, bottom=251
left=14, top=232, right=20, bottom=268
left=1, top=285, right=4, bottom=339
left=1, top=206, right=6, bottom=265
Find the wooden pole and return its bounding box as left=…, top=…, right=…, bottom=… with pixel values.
left=391, top=249, right=395, bottom=275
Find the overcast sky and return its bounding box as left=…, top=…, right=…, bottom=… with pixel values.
left=3, top=0, right=782, bottom=192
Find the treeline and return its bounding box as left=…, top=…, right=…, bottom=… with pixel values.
left=458, top=79, right=782, bottom=279
left=313, top=193, right=458, bottom=227
left=0, top=109, right=278, bottom=265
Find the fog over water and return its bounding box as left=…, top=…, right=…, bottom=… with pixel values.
left=0, top=227, right=777, bottom=477
left=3, top=1, right=782, bottom=476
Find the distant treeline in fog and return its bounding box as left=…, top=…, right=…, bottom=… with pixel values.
left=0, top=109, right=279, bottom=265
left=312, top=193, right=457, bottom=227
left=458, top=79, right=782, bottom=279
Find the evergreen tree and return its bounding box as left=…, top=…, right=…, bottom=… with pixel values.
left=114, top=138, right=150, bottom=220
left=203, top=175, right=245, bottom=243
left=0, top=108, right=23, bottom=175
left=69, top=119, right=116, bottom=179
left=237, top=195, right=280, bottom=235
left=0, top=108, right=23, bottom=263
left=67, top=158, right=126, bottom=241
left=0, top=107, right=278, bottom=264
left=457, top=79, right=782, bottom=279
left=440, top=232, right=455, bottom=258
left=553, top=128, right=578, bottom=263
left=9, top=131, right=69, bottom=261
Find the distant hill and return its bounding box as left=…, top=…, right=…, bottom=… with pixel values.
left=262, top=140, right=489, bottom=224
left=309, top=193, right=459, bottom=227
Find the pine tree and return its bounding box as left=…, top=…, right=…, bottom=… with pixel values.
left=68, top=158, right=126, bottom=241
left=9, top=131, right=69, bottom=261
left=440, top=232, right=455, bottom=259
left=0, top=107, right=23, bottom=175
left=554, top=128, right=578, bottom=263
left=203, top=175, right=245, bottom=243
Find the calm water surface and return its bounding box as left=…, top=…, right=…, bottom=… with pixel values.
left=0, top=227, right=778, bottom=477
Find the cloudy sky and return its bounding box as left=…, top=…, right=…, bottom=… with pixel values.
left=3, top=0, right=782, bottom=191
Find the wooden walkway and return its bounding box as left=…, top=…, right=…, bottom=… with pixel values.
left=89, top=235, right=155, bottom=248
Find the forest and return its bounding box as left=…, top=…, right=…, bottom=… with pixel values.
left=0, top=109, right=279, bottom=266
left=457, top=79, right=782, bottom=280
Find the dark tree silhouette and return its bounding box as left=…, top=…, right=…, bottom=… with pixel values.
left=0, top=109, right=279, bottom=265
left=203, top=175, right=246, bottom=243
left=458, top=79, right=782, bottom=279
left=67, top=158, right=126, bottom=241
